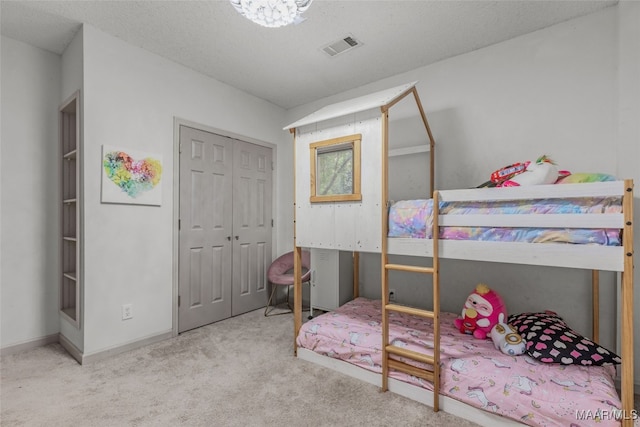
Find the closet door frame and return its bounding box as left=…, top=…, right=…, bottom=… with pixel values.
left=171, top=118, right=277, bottom=336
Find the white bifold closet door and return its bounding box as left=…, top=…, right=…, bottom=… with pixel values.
left=179, top=126, right=272, bottom=333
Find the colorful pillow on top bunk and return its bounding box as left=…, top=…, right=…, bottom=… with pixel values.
left=556, top=172, right=616, bottom=184
left=508, top=311, right=621, bottom=366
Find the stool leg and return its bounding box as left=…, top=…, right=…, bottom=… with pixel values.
left=264, top=283, right=278, bottom=316
left=265, top=284, right=294, bottom=316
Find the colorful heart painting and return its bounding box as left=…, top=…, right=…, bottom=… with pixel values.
left=101, top=146, right=163, bottom=205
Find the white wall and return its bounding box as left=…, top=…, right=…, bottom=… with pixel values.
left=1, top=37, right=61, bottom=347
left=616, top=0, right=640, bottom=387
left=80, top=25, right=289, bottom=356
left=287, top=6, right=639, bottom=382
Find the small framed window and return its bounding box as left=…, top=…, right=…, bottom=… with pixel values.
left=310, top=134, right=361, bottom=203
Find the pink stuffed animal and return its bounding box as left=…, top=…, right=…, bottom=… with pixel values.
left=454, top=283, right=507, bottom=339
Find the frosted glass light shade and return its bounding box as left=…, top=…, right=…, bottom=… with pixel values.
left=230, top=0, right=313, bottom=28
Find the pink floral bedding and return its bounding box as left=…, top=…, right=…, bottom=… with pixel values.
left=388, top=197, right=622, bottom=245
left=297, top=298, right=622, bottom=426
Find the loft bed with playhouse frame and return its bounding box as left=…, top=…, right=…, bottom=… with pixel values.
left=284, top=82, right=635, bottom=426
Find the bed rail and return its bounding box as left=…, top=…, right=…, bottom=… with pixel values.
left=437, top=180, right=625, bottom=229
left=438, top=180, right=625, bottom=202
left=388, top=180, right=629, bottom=272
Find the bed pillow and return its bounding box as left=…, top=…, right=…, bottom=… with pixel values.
left=556, top=173, right=616, bottom=184
left=508, top=311, right=621, bottom=366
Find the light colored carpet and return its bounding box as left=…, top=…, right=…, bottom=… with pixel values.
left=0, top=308, right=483, bottom=426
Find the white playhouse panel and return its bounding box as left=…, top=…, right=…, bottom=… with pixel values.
left=296, top=204, right=336, bottom=248
left=294, top=109, right=383, bottom=252
left=333, top=203, right=356, bottom=250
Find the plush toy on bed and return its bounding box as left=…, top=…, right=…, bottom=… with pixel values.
left=490, top=313, right=527, bottom=355
left=481, top=155, right=568, bottom=188
left=454, top=283, right=507, bottom=339
left=502, top=155, right=560, bottom=187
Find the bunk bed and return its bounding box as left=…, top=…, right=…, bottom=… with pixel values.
left=285, top=82, right=635, bottom=427
left=296, top=180, right=634, bottom=427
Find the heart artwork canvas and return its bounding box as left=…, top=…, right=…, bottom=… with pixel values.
left=101, top=145, right=163, bottom=205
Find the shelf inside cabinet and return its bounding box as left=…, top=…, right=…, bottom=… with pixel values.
left=59, top=91, right=80, bottom=328
left=60, top=274, right=78, bottom=323
left=63, top=149, right=77, bottom=160
left=60, top=307, right=77, bottom=322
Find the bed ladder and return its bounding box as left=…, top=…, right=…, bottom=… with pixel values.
left=381, top=191, right=441, bottom=411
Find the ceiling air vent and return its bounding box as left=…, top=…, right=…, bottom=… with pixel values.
left=322, top=35, right=362, bottom=57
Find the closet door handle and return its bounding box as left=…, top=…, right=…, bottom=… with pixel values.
left=235, top=236, right=239, bottom=240
left=227, top=236, right=231, bottom=241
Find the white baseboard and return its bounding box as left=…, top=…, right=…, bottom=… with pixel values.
left=3, top=331, right=174, bottom=365
left=0, top=334, right=59, bottom=357
left=58, top=333, right=83, bottom=364
left=80, top=331, right=173, bottom=364
left=297, top=348, right=521, bottom=427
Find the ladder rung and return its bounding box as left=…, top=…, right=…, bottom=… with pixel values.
left=388, top=358, right=435, bottom=382
left=386, top=303, right=435, bottom=319
left=385, top=263, right=434, bottom=274
left=386, top=345, right=435, bottom=365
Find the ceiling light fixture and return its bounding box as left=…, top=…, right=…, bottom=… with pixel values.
left=229, top=0, right=313, bottom=28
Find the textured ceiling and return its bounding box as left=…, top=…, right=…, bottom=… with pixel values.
left=1, top=0, right=617, bottom=109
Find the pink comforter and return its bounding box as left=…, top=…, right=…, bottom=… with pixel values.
left=297, top=298, right=623, bottom=426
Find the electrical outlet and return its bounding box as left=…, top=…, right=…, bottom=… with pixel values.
left=122, top=304, right=133, bottom=320
left=389, top=289, right=396, bottom=302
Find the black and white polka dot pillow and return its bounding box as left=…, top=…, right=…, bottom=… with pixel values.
left=508, top=311, right=621, bottom=366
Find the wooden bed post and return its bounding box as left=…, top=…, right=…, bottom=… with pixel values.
left=293, top=246, right=303, bottom=355
left=411, top=87, right=436, bottom=195
left=621, top=179, right=634, bottom=427
left=380, top=109, right=390, bottom=392
left=291, top=127, right=301, bottom=355
left=432, top=190, right=441, bottom=412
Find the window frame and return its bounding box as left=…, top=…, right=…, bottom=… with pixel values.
left=309, top=134, right=362, bottom=203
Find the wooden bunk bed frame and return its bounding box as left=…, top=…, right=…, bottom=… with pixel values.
left=289, top=84, right=635, bottom=426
